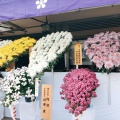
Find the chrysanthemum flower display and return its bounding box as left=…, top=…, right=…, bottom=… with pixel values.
left=60, top=68, right=99, bottom=117
left=0, top=67, right=39, bottom=107
left=28, top=31, right=72, bottom=78
left=0, top=37, right=36, bottom=68
left=84, top=31, right=120, bottom=73
left=0, top=40, right=12, bottom=48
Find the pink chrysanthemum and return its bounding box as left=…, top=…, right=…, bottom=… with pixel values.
left=60, top=68, right=99, bottom=117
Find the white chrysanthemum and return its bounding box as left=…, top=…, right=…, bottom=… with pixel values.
left=28, top=69, right=36, bottom=78
left=30, top=52, right=37, bottom=59
left=56, top=50, right=63, bottom=54
left=44, top=47, right=49, bottom=52
left=36, top=65, right=44, bottom=73
left=32, top=45, right=38, bottom=51
left=65, top=32, right=73, bottom=39
left=0, top=40, right=12, bottom=48
left=51, top=33, right=55, bottom=37
left=40, top=61, right=49, bottom=68
left=54, top=32, right=59, bottom=37
left=42, top=51, right=47, bottom=56
left=29, top=31, right=72, bottom=76
left=47, top=53, right=57, bottom=62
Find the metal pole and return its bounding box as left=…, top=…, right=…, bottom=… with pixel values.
left=108, top=74, right=111, bottom=105
left=64, top=52, right=69, bottom=70
left=76, top=65, right=78, bottom=69
left=51, top=66, right=54, bottom=98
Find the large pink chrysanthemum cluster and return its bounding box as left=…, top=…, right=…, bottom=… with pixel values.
left=60, top=68, right=99, bottom=117
left=84, top=32, right=120, bottom=72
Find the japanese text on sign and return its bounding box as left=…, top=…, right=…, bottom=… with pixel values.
left=74, top=43, right=82, bottom=65
left=41, top=84, right=52, bottom=120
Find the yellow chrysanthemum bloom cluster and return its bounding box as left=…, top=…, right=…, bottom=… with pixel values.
left=0, top=37, right=36, bottom=67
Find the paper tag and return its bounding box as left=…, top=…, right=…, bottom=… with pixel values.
left=35, top=78, right=39, bottom=97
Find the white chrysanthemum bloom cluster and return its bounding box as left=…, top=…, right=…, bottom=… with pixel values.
left=28, top=31, right=72, bottom=78
left=25, top=87, right=35, bottom=101
left=0, top=40, right=12, bottom=48
left=0, top=67, right=38, bottom=107
left=0, top=71, right=21, bottom=107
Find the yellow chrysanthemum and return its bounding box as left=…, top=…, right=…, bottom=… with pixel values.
left=0, top=37, right=36, bottom=68
left=0, top=62, right=3, bottom=67
left=1, top=58, right=7, bottom=64
left=7, top=56, right=13, bottom=61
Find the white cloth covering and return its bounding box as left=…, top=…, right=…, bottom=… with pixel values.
left=0, top=90, right=5, bottom=120
left=19, top=97, right=41, bottom=120
left=0, top=104, right=4, bottom=120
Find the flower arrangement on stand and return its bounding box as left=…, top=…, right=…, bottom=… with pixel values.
left=84, top=31, right=120, bottom=74
left=0, top=37, right=36, bottom=68
left=0, top=31, right=73, bottom=119
left=0, top=66, right=41, bottom=120
left=60, top=68, right=99, bottom=118
left=28, top=31, right=72, bottom=78
left=0, top=67, right=40, bottom=107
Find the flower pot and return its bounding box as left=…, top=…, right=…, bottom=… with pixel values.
left=72, top=106, right=95, bottom=120
left=25, top=97, right=36, bottom=102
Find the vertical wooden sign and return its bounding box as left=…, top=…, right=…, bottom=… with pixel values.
left=41, top=84, right=52, bottom=120
left=29, top=47, right=32, bottom=62
left=29, top=47, right=33, bottom=55
left=74, top=43, right=82, bottom=65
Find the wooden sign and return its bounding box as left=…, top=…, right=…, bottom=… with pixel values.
left=29, top=47, right=33, bottom=55
left=29, top=47, right=33, bottom=62
left=74, top=43, right=82, bottom=65
left=41, top=84, right=52, bottom=120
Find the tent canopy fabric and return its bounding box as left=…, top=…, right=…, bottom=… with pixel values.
left=0, top=0, right=120, bottom=22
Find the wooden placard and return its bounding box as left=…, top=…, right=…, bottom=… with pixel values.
left=74, top=43, right=82, bottom=65
left=41, top=84, right=52, bottom=120
left=5, top=62, right=15, bottom=72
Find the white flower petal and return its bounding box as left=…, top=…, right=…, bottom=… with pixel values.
left=43, top=0, right=47, bottom=3
left=36, top=0, right=40, bottom=5
left=37, top=5, right=41, bottom=9
left=40, top=1, right=43, bottom=5
left=42, top=4, right=46, bottom=8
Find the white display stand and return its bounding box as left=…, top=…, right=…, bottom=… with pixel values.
left=0, top=90, right=5, bottom=120
left=72, top=106, right=95, bottom=120
left=19, top=97, right=41, bottom=120
left=0, top=105, right=4, bottom=120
